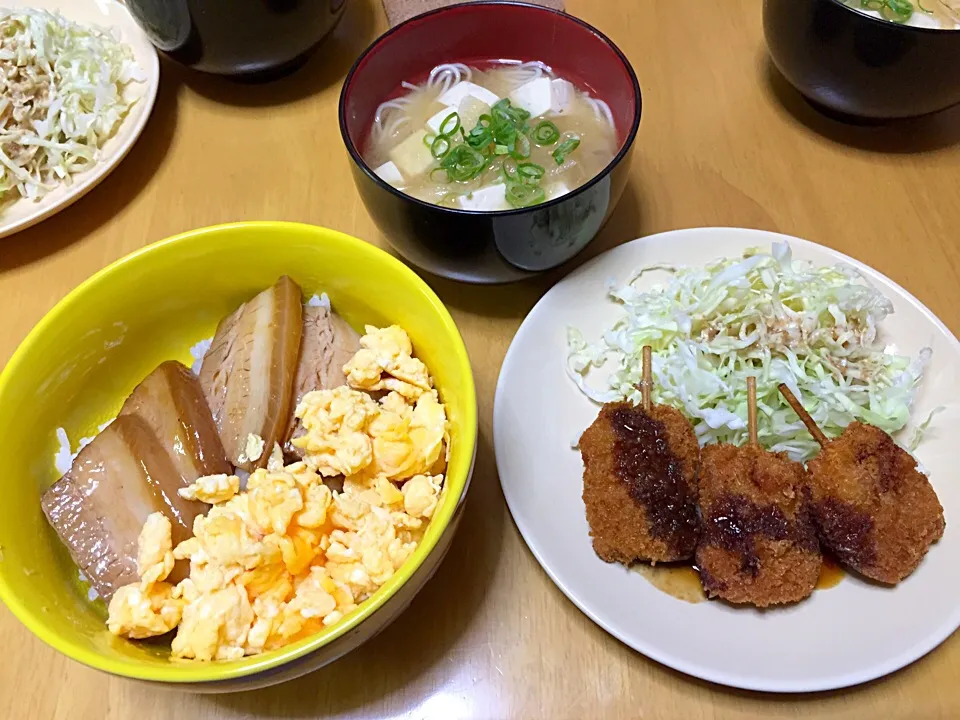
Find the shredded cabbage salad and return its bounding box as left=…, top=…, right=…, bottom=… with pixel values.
left=0, top=8, right=143, bottom=207
left=566, top=242, right=932, bottom=461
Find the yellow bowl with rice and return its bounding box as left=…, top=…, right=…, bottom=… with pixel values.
left=0, top=222, right=477, bottom=690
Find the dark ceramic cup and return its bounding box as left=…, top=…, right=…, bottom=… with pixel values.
left=339, top=1, right=641, bottom=284
left=764, top=0, right=960, bottom=120
left=124, top=0, right=348, bottom=78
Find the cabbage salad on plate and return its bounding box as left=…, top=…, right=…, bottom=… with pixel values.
left=0, top=8, right=144, bottom=209
left=566, top=242, right=933, bottom=461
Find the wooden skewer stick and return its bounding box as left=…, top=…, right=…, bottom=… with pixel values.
left=747, top=376, right=758, bottom=447
left=778, top=383, right=828, bottom=447
left=641, top=346, right=652, bottom=412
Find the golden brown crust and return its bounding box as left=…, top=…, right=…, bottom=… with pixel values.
left=807, top=422, right=945, bottom=584
left=696, top=444, right=821, bottom=607
left=579, top=402, right=700, bottom=564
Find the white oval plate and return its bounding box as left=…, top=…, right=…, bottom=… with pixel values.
left=0, top=0, right=158, bottom=239
left=494, top=227, right=960, bottom=692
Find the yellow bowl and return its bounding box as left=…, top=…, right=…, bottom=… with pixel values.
left=0, top=222, right=477, bottom=688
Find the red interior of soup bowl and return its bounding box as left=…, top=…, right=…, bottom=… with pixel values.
left=341, top=1, right=640, bottom=155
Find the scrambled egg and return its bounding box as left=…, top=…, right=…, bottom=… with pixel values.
left=178, top=473, right=240, bottom=504
left=237, top=433, right=265, bottom=465
left=344, top=325, right=433, bottom=400
left=292, top=387, right=379, bottom=477
left=294, top=387, right=448, bottom=482
left=107, top=514, right=182, bottom=639
left=107, top=325, right=449, bottom=662
left=295, top=326, right=448, bottom=483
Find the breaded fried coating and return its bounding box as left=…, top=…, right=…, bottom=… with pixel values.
left=806, top=422, right=945, bottom=584
left=696, top=444, right=821, bottom=607
left=579, top=402, right=700, bottom=564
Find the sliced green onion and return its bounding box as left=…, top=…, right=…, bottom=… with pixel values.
left=440, top=145, right=487, bottom=182
left=517, top=162, right=545, bottom=184
left=511, top=133, right=531, bottom=160
left=431, top=135, right=451, bottom=159
left=552, top=135, right=581, bottom=165
left=505, top=183, right=546, bottom=208
left=494, top=144, right=510, bottom=155
left=502, top=158, right=519, bottom=183
left=882, top=0, right=913, bottom=20
left=439, top=112, right=461, bottom=136
left=423, top=133, right=437, bottom=149
left=850, top=0, right=916, bottom=21
left=492, top=98, right=530, bottom=126
left=466, top=124, right=493, bottom=150
left=492, top=120, right=517, bottom=148
left=532, top=121, right=560, bottom=146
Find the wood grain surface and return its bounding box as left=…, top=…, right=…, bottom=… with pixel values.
left=381, top=0, right=565, bottom=27
left=2, top=1, right=959, bottom=718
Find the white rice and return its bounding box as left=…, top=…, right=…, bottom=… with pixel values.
left=306, top=292, right=330, bottom=309
left=235, top=468, right=251, bottom=490
left=53, top=428, right=73, bottom=475
left=189, top=337, right=213, bottom=375
left=77, top=570, right=99, bottom=601
left=52, top=420, right=113, bottom=474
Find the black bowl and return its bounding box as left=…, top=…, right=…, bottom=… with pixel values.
left=763, top=0, right=960, bottom=120
left=124, top=0, right=348, bottom=78
left=338, top=1, right=641, bottom=284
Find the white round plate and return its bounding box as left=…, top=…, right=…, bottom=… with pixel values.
left=494, top=227, right=960, bottom=692
left=0, top=0, right=159, bottom=239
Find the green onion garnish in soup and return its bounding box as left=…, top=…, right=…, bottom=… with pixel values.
left=366, top=61, right=619, bottom=210
left=552, top=136, right=581, bottom=165
left=512, top=133, right=531, bottom=161
left=431, top=135, right=451, bottom=159
left=506, top=182, right=546, bottom=208
left=517, top=162, right=545, bottom=182
left=841, top=0, right=959, bottom=26
left=439, top=112, right=461, bottom=137
left=879, top=0, right=914, bottom=22
left=532, top=121, right=560, bottom=146
left=440, top=145, right=487, bottom=182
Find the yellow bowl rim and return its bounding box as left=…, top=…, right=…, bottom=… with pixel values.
left=0, top=221, right=478, bottom=683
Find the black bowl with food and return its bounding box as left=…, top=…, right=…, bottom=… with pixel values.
left=338, top=1, right=641, bottom=284
left=763, top=0, right=960, bottom=120
left=124, top=0, right=348, bottom=78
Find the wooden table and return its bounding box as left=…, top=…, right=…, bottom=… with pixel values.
left=2, top=0, right=960, bottom=717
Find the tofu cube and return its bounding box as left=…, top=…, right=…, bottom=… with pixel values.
left=508, top=77, right=553, bottom=118
left=459, top=184, right=509, bottom=211
left=426, top=106, right=460, bottom=135
left=438, top=81, right=500, bottom=109
left=550, top=79, right=576, bottom=115
left=388, top=130, right=434, bottom=179
left=545, top=181, right=571, bottom=201
left=374, top=161, right=404, bottom=187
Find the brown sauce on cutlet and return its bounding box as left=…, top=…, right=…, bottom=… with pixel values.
left=702, top=494, right=819, bottom=576
left=611, top=406, right=698, bottom=557
left=817, top=555, right=845, bottom=589
left=855, top=431, right=901, bottom=492
left=813, top=497, right=876, bottom=569
left=633, top=563, right=705, bottom=603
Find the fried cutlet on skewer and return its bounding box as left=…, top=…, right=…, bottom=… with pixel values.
left=695, top=378, right=821, bottom=607
left=579, top=347, right=701, bottom=564
left=779, top=384, right=945, bottom=585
